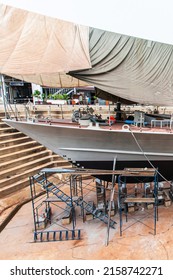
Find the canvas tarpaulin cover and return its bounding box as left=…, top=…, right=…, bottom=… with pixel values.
left=1, top=4, right=173, bottom=105
left=71, top=27, right=173, bottom=105
left=0, top=4, right=91, bottom=87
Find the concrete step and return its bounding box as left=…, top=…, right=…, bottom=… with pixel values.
left=0, top=136, right=31, bottom=148
left=52, top=158, right=70, bottom=167
left=0, top=140, right=40, bottom=156
left=0, top=149, right=53, bottom=171
left=0, top=131, right=25, bottom=140
left=0, top=121, right=8, bottom=128
left=0, top=162, right=71, bottom=197
left=0, top=109, right=72, bottom=198
left=0, top=155, right=59, bottom=180
left=0, top=112, right=5, bottom=118
left=0, top=127, right=17, bottom=134
left=0, top=145, right=46, bottom=163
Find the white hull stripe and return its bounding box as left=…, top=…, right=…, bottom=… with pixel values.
left=60, top=147, right=173, bottom=157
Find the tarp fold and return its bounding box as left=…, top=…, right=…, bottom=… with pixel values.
left=2, top=4, right=173, bottom=105
left=0, top=4, right=91, bottom=87
left=71, top=27, right=173, bottom=105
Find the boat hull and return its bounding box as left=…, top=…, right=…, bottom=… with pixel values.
left=4, top=119, right=173, bottom=182
left=76, top=160, right=173, bottom=182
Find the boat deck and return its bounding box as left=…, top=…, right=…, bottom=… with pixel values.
left=6, top=116, right=173, bottom=134
left=35, top=118, right=173, bottom=133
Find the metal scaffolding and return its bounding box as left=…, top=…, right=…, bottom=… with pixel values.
left=29, top=167, right=159, bottom=243
left=30, top=172, right=81, bottom=242
left=118, top=168, right=159, bottom=236
left=29, top=167, right=118, bottom=242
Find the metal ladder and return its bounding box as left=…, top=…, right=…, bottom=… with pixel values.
left=74, top=197, right=116, bottom=228
left=32, top=173, right=116, bottom=228
left=34, top=229, right=81, bottom=242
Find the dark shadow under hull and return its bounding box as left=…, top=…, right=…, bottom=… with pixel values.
left=74, top=160, right=172, bottom=183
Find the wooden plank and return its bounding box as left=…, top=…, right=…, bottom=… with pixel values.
left=125, top=197, right=155, bottom=203
left=41, top=167, right=156, bottom=177
left=124, top=168, right=154, bottom=171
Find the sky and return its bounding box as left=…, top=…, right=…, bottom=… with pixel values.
left=1, top=0, right=173, bottom=45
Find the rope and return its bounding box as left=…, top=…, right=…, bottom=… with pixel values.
left=129, top=127, right=171, bottom=186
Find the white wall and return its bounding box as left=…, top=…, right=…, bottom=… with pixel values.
left=31, top=84, right=43, bottom=95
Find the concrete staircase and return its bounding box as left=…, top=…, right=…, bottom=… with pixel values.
left=0, top=112, right=71, bottom=198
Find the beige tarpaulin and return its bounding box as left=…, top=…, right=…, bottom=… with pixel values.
left=0, top=4, right=91, bottom=87
left=2, top=4, right=173, bottom=105
left=71, top=28, right=173, bottom=106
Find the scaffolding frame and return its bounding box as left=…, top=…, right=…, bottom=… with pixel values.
left=118, top=168, right=159, bottom=236
left=30, top=173, right=80, bottom=242
left=30, top=167, right=118, bottom=242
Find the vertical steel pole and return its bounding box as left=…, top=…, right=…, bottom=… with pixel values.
left=1, top=75, right=7, bottom=119
left=105, top=157, right=116, bottom=246
left=79, top=176, right=85, bottom=223
left=30, top=177, right=37, bottom=240
left=118, top=176, right=123, bottom=236
left=124, top=177, right=128, bottom=223
left=154, top=171, right=158, bottom=235
left=61, top=104, right=64, bottom=119
left=70, top=175, right=76, bottom=232
left=154, top=174, right=156, bottom=235
left=156, top=172, right=159, bottom=222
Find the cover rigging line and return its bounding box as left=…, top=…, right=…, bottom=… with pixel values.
left=129, top=126, right=171, bottom=186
